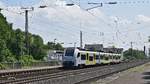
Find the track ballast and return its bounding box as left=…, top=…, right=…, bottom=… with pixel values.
left=0, top=59, right=149, bottom=84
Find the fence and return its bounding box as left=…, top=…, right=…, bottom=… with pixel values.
left=0, top=61, right=62, bottom=70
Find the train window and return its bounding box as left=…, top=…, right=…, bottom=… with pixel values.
left=109, top=55, right=112, bottom=59
left=101, top=55, right=104, bottom=59
left=81, top=54, right=86, bottom=60
left=116, top=56, right=119, bottom=60
left=65, top=48, right=74, bottom=56
left=77, top=53, right=80, bottom=58
left=111, top=56, right=114, bottom=59
left=118, top=56, right=120, bottom=59
left=113, top=56, right=115, bottom=59
left=114, top=56, right=116, bottom=59
left=112, top=56, right=114, bottom=59
left=87, top=53, right=89, bottom=57
left=105, top=56, right=109, bottom=60
left=89, top=56, right=93, bottom=61
left=96, top=55, right=99, bottom=59
left=115, top=56, right=117, bottom=60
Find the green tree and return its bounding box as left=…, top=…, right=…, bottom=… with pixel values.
left=123, top=48, right=146, bottom=59
left=55, top=43, right=64, bottom=50
left=47, top=42, right=64, bottom=50
left=0, top=39, right=13, bottom=62
left=30, top=35, right=47, bottom=60
left=19, top=55, right=35, bottom=66
left=0, top=14, right=12, bottom=41
left=47, top=42, right=55, bottom=49
left=0, top=13, right=16, bottom=62
left=8, top=29, right=25, bottom=59
left=0, top=12, right=61, bottom=64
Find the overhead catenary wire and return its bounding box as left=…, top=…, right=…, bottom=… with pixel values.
left=1, top=0, right=150, bottom=47
left=32, top=5, right=112, bottom=40
left=1, top=6, right=79, bottom=36
left=2, top=6, right=148, bottom=39
left=84, top=8, right=150, bottom=45
left=2, top=0, right=149, bottom=35
left=0, top=7, right=81, bottom=46
left=1, top=7, right=85, bottom=46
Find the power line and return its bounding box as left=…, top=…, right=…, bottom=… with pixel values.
left=1, top=6, right=81, bottom=39
left=1, top=0, right=150, bottom=47
left=2, top=1, right=148, bottom=36
left=3, top=6, right=149, bottom=43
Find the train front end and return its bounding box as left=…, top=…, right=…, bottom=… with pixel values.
left=62, top=48, right=76, bottom=68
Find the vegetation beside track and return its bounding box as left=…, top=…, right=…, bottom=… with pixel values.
left=0, top=13, right=63, bottom=69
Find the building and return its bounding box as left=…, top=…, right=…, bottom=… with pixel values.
left=84, top=44, right=123, bottom=54
left=103, top=48, right=123, bottom=54
left=47, top=50, right=64, bottom=61
left=84, top=44, right=103, bottom=51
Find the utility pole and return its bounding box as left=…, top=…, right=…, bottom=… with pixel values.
left=144, top=46, right=146, bottom=56
left=21, top=7, right=34, bottom=55
left=54, top=38, right=57, bottom=44
left=130, top=42, right=133, bottom=58
left=25, top=10, right=29, bottom=55
left=79, top=0, right=83, bottom=49
left=80, top=31, right=83, bottom=48
left=74, top=42, right=77, bottom=48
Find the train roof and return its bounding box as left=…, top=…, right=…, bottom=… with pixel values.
left=65, top=47, right=123, bottom=54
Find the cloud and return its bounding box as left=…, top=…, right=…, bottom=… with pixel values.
left=1, top=0, right=149, bottom=50
left=27, top=0, right=107, bottom=45
left=0, top=0, right=132, bottom=48
left=0, top=1, right=4, bottom=8
left=136, top=15, right=150, bottom=23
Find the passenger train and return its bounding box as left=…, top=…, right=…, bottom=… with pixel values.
left=62, top=47, right=123, bottom=68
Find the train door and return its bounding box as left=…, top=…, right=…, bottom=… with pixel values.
left=77, top=52, right=81, bottom=65
left=89, top=54, right=94, bottom=65
left=86, top=53, right=89, bottom=65
left=112, top=54, right=115, bottom=63
left=96, top=52, right=100, bottom=64
left=109, top=53, right=113, bottom=63
left=103, top=54, right=109, bottom=64
left=80, top=53, right=86, bottom=65
left=100, top=53, right=104, bottom=64
left=93, top=53, right=96, bottom=64
left=95, top=53, right=99, bottom=64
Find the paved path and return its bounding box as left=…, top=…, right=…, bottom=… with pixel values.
left=93, top=62, right=150, bottom=84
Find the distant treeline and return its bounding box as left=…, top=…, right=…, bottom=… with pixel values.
left=123, top=48, right=146, bottom=60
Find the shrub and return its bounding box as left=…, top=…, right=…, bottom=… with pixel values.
left=0, top=63, right=6, bottom=69
left=19, top=55, right=35, bottom=66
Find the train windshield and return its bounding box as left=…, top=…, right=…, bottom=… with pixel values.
left=65, top=48, right=75, bottom=56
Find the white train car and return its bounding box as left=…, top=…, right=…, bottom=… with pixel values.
left=62, top=47, right=123, bottom=68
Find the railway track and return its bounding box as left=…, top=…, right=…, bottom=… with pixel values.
left=0, top=59, right=149, bottom=84
left=0, top=64, right=115, bottom=83
left=0, top=66, right=63, bottom=82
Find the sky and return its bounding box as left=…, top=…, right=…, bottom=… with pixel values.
left=0, top=0, right=150, bottom=50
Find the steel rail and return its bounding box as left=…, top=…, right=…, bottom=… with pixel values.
left=1, top=59, right=149, bottom=84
